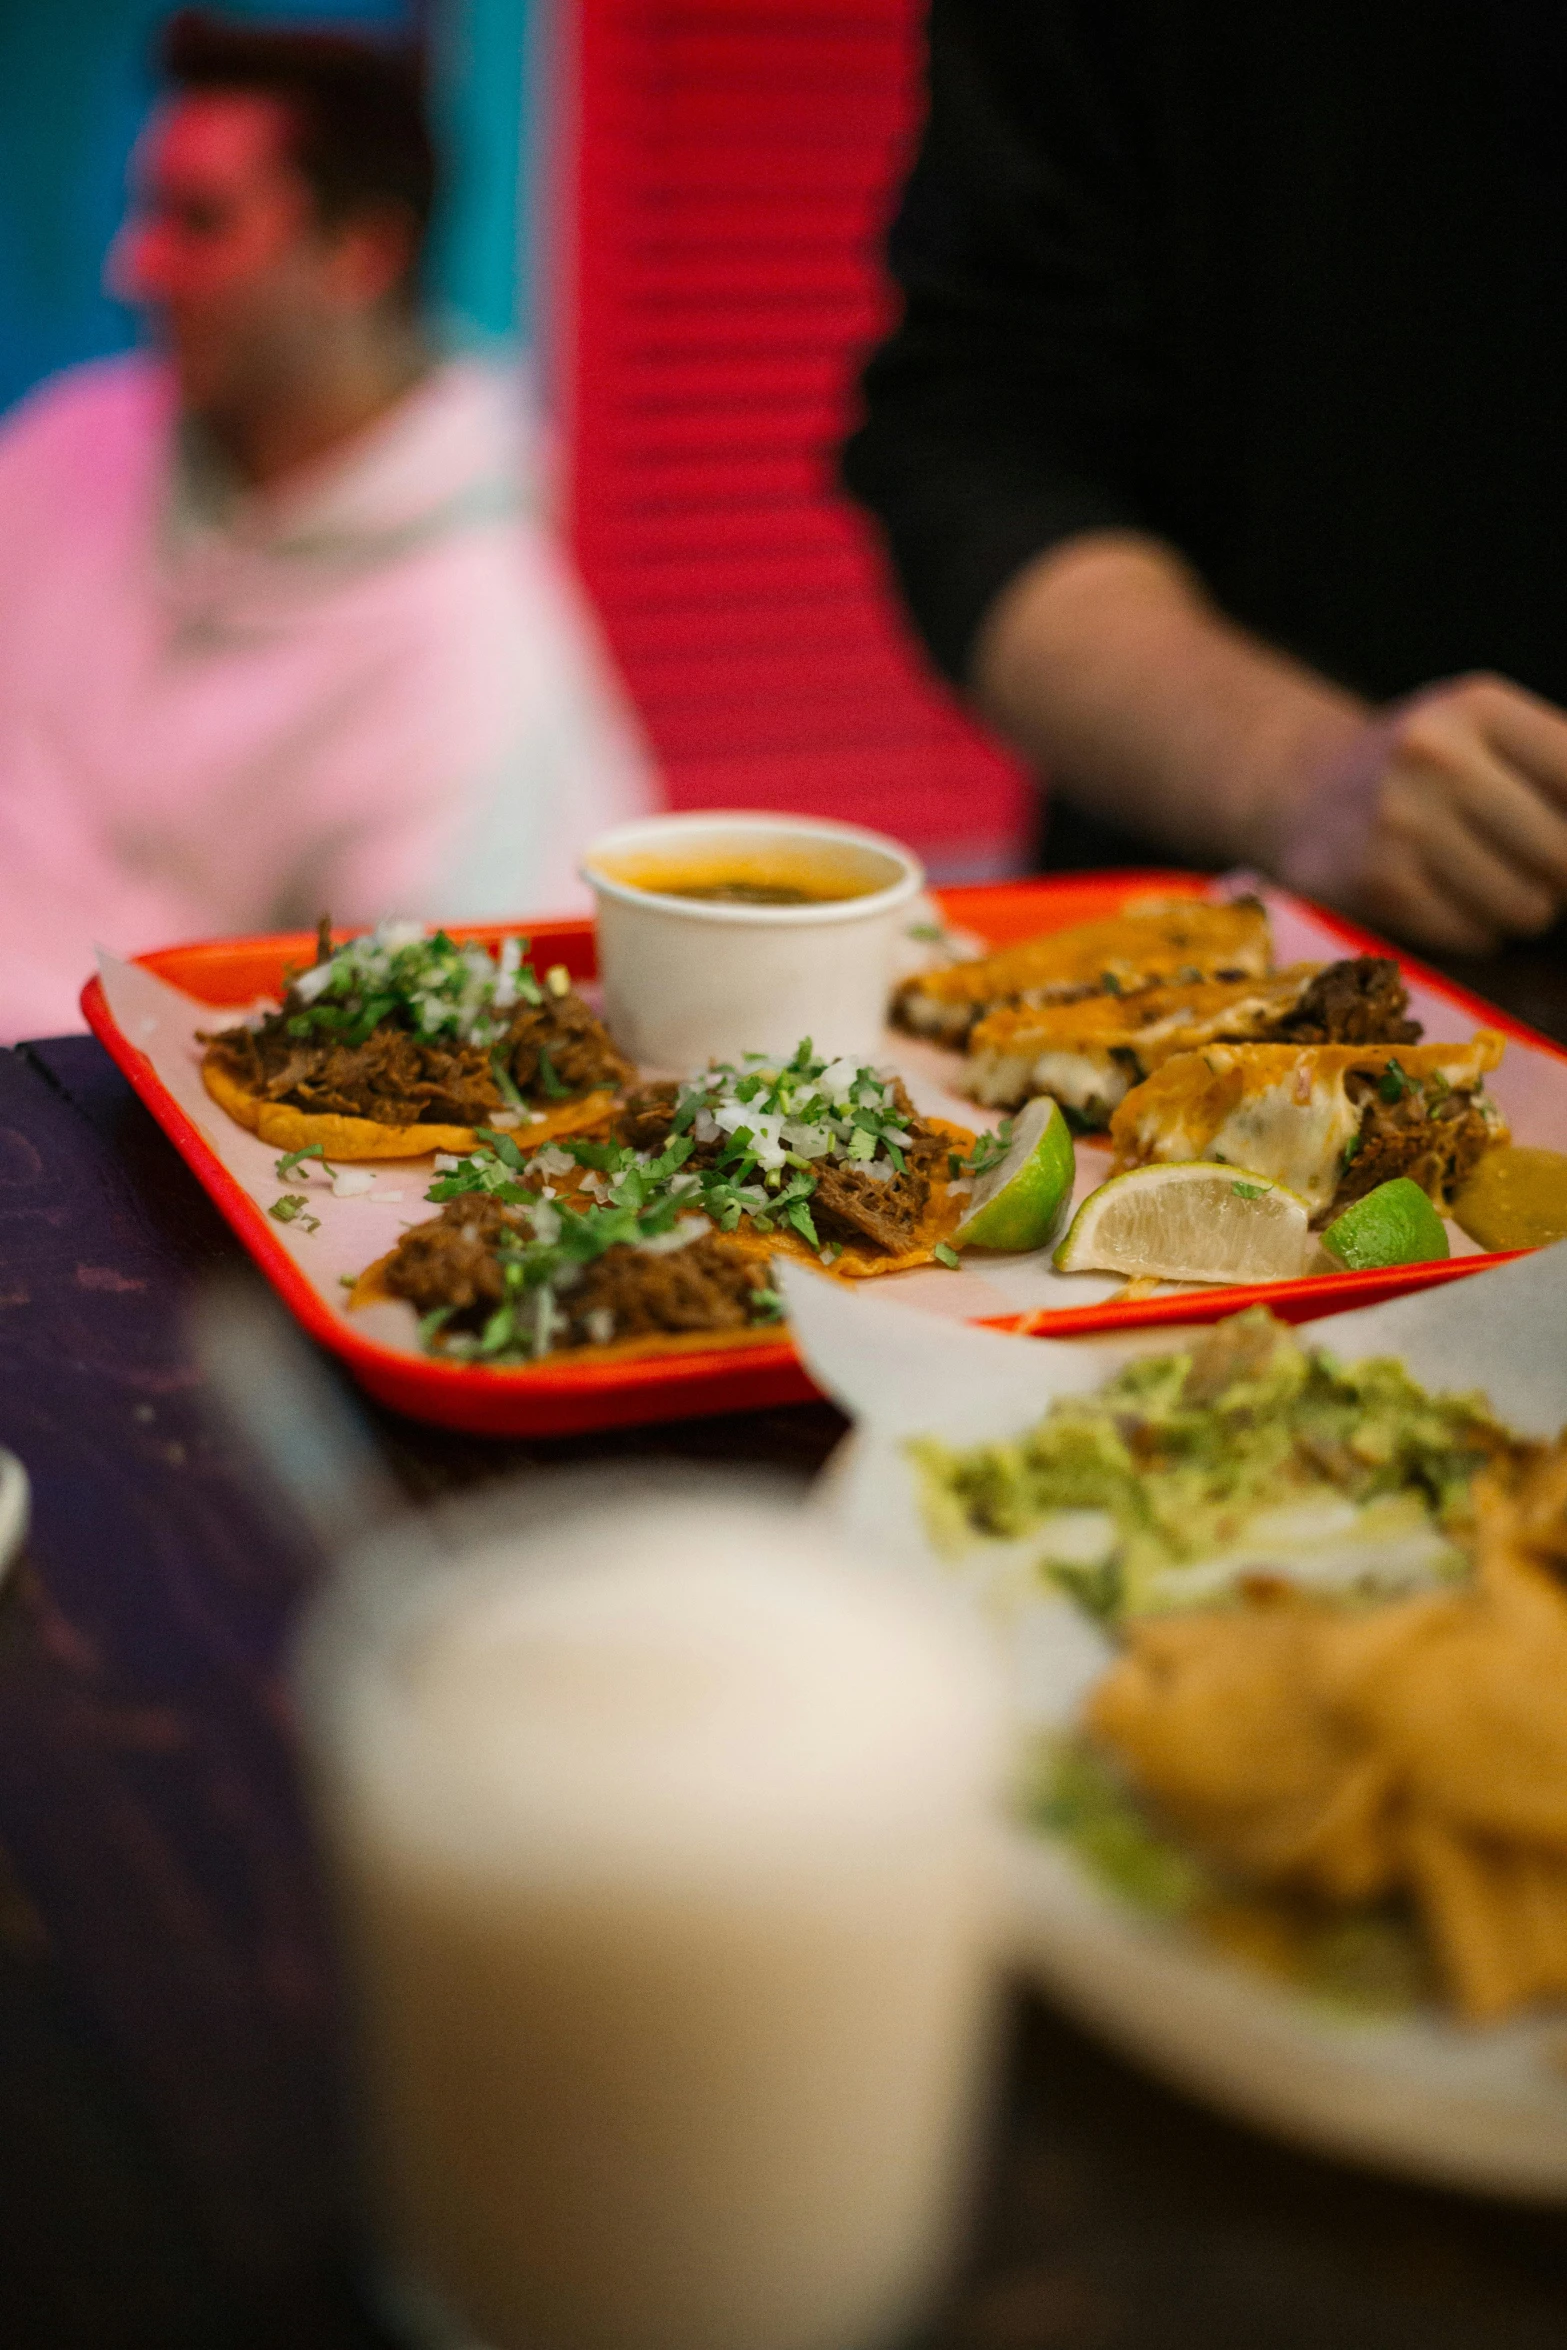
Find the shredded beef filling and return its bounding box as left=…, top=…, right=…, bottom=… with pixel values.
left=384, top=1194, right=524, bottom=1316
left=383, top=1201, right=769, bottom=1350
left=1330, top=1077, right=1497, bottom=1217
left=810, top=1159, right=932, bottom=1254
left=563, top=1236, right=770, bottom=1341
left=616, top=1078, right=946, bottom=1255
left=618, top=1082, right=701, bottom=1157
left=1269, top=958, right=1422, bottom=1047
left=204, top=985, right=631, bottom=1126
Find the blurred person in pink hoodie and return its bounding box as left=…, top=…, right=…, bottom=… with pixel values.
left=0, top=12, right=652, bottom=1043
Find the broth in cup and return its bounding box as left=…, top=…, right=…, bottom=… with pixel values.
left=583, top=815, right=924, bottom=1069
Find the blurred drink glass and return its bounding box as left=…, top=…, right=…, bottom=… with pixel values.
left=296, top=1482, right=1007, bottom=2350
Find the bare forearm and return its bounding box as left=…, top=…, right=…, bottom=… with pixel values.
left=972, top=533, right=1368, bottom=869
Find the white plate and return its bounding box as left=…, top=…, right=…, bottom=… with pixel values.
left=0, top=1449, right=29, bottom=1586
left=794, top=1245, right=1567, bottom=2199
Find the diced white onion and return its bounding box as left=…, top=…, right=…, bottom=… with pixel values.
left=635, top=1213, right=712, bottom=1257
left=376, top=918, right=427, bottom=952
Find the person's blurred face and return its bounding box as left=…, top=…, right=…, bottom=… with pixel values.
left=109, top=93, right=400, bottom=416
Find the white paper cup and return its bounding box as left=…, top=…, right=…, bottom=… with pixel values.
left=581, top=813, right=924, bottom=1070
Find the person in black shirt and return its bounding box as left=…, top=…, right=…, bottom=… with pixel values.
left=844, top=1, right=1567, bottom=952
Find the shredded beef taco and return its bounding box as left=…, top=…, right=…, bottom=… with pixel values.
left=352, top=1132, right=788, bottom=1365
left=353, top=1043, right=988, bottom=1368
left=202, top=919, right=631, bottom=1158
left=606, top=1043, right=976, bottom=1278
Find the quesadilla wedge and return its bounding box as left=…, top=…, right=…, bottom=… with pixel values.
left=967, top=956, right=1420, bottom=1126
left=1109, top=1035, right=1508, bottom=1221
left=201, top=919, right=630, bottom=1159
left=893, top=896, right=1273, bottom=1044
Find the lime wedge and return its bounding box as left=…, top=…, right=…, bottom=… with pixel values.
left=952, top=1097, right=1076, bottom=1252
left=1053, top=1162, right=1312, bottom=1283
left=1320, top=1177, right=1450, bottom=1271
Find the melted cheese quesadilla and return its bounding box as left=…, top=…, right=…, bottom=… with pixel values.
left=893, top=898, right=1273, bottom=1043
left=966, top=957, right=1419, bottom=1125
left=1109, top=1036, right=1508, bottom=1220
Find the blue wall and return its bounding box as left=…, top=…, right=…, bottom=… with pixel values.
left=0, top=0, right=534, bottom=419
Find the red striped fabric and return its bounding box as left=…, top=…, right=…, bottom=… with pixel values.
left=561, top=0, right=1033, bottom=878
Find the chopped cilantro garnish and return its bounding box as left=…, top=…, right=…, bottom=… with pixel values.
left=425, top=1145, right=532, bottom=1206
left=1341, top=1131, right=1364, bottom=1169
left=475, top=1125, right=527, bottom=1171
left=967, top=1121, right=1014, bottom=1178
left=535, top=1049, right=570, bottom=1100
left=490, top=1050, right=526, bottom=1111
left=282, top=922, right=544, bottom=1050
left=566, top=1136, right=630, bottom=1173
left=1378, top=1059, right=1409, bottom=1104
left=274, top=1143, right=328, bottom=1181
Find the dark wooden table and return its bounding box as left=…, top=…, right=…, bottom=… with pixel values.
left=5, top=929, right=1567, bottom=2350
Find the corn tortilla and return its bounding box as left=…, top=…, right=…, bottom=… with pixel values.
left=350, top=1115, right=980, bottom=1353
left=348, top=1251, right=786, bottom=1363
left=202, top=1054, right=618, bottom=1160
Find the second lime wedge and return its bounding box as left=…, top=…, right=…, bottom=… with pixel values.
left=1320, top=1178, right=1450, bottom=1270
left=1053, top=1162, right=1313, bottom=1283
left=952, top=1096, right=1076, bottom=1253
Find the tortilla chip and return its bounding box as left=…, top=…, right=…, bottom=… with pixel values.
left=1088, top=1603, right=1375, bottom=1883
left=1402, top=1816, right=1536, bottom=2022
left=1085, top=1440, right=1567, bottom=2021
left=201, top=1055, right=617, bottom=1160
left=724, top=1118, right=978, bottom=1280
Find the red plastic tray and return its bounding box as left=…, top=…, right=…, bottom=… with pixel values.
left=81, top=875, right=1553, bottom=1436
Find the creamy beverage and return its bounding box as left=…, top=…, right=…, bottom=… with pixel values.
left=301, top=1494, right=1006, bottom=2350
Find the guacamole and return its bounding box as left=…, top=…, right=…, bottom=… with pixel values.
left=911, top=1307, right=1515, bottom=1623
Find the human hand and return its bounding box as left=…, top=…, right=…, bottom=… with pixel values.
left=1278, top=675, right=1567, bottom=954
